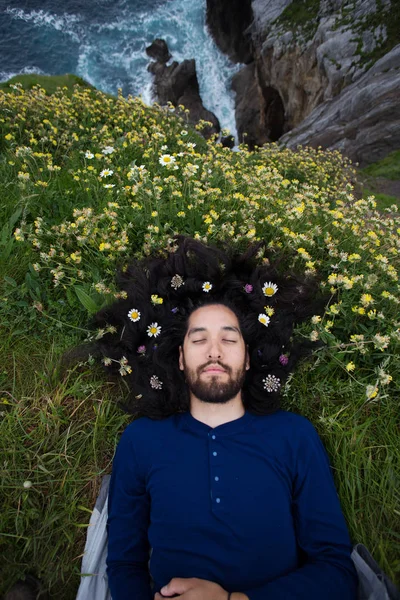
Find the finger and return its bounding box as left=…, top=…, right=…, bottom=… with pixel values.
left=160, top=578, right=192, bottom=596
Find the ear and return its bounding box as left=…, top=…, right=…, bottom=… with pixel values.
left=179, top=346, right=184, bottom=371
left=245, top=345, right=250, bottom=371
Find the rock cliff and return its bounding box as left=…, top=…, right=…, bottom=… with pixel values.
left=206, top=0, right=400, bottom=162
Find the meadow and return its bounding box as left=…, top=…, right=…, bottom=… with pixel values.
left=0, top=75, right=399, bottom=597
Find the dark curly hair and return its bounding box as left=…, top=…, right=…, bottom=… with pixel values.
left=90, top=235, right=324, bottom=418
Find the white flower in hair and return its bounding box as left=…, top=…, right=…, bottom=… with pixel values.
left=202, top=281, right=212, bottom=292
left=147, top=322, right=161, bottom=337
left=128, top=308, right=141, bottom=322
left=262, top=375, right=281, bottom=392
left=171, top=274, right=184, bottom=289
left=258, top=314, right=270, bottom=327
left=150, top=375, right=163, bottom=390
left=262, top=282, right=278, bottom=297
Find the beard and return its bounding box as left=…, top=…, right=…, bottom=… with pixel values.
left=182, top=357, right=247, bottom=404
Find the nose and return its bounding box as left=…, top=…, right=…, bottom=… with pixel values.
left=207, top=340, right=222, bottom=360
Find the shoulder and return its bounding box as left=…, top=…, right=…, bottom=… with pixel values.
left=119, top=413, right=179, bottom=453
left=253, top=409, right=318, bottom=436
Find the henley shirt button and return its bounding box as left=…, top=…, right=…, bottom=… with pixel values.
left=216, top=498, right=221, bottom=503
left=213, top=451, right=217, bottom=456
left=215, top=476, right=219, bottom=481
left=212, top=435, right=216, bottom=439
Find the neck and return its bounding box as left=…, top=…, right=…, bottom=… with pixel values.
left=189, top=393, right=245, bottom=428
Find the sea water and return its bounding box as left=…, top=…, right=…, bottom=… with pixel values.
left=0, top=0, right=241, bottom=136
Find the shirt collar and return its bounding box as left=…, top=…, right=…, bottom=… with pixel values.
left=179, top=410, right=255, bottom=436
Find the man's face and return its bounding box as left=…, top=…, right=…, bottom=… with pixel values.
left=179, top=304, right=250, bottom=404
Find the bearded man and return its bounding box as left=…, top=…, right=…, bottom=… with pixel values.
left=100, top=237, right=358, bottom=600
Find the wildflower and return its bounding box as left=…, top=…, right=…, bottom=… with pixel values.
left=279, top=354, right=289, bottom=366
left=171, top=274, right=184, bottom=289
left=310, top=331, right=319, bottom=342
left=137, top=345, right=146, bottom=354
left=128, top=308, right=141, bottom=322
left=23, top=481, right=33, bottom=489
left=202, top=282, right=212, bottom=293
left=360, top=294, right=374, bottom=307
left=151, top=211, right=158, bottom=217
left=262, top=375, right=281, bottom=392
left=102, top=146, right=115, bottom=155
left=180, top=130, right=188, bottom=136
left=151, top=294, right=163, bottom=305
left=147, top=322, right=161, bottom=337
left=365, top=385, right=378, bottom=400
left=102, top=357, right=112, bottom=366
left=150, top=375, right=163, bottom=390
left=311, top=315, right=321, bottom=324
left=346, top=362, right=356, bottom=372
left=104, top=184, right=115, bottom=189
left=17, top=171, right=30, bottom=181
left=159, top=154, right=176, bottom=166
left=378, top=370, right=392, bottom=385
left=100, top=169, right=113, bottom=178
left=262, top=282, right=278, bottom=297
left=264, top=306, right=275, bottom=316
left=244, top=284, right=253, bottom=293
left=85, top=151, right=94, bottom=159
left=258, top=314, right=270, bottom=327
left=372, top=334, right=390, bottom=351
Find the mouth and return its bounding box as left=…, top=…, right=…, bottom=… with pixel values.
left=202, top=366, right=227, bottom=374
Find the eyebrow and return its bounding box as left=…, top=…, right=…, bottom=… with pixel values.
left=187, top=326, right=241, bottom=337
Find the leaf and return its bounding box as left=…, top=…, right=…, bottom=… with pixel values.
left=4, top=276, right=17, bottom=287
left=9, top=207, right=23, bottom=229
left=73, top=286, right=101, bottom=314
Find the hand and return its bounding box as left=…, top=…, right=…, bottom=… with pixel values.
left=154, top=577, right=227, bottom=600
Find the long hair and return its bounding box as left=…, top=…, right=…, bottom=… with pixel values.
left=90, top=235, right=324, bottom=418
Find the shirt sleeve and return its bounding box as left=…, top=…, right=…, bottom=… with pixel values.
left=242, top=420, right=358, bottom=600
left=107, top=426, right=153, bottom=600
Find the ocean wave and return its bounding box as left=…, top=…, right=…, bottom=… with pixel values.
left=5, top=7, right=82, bottom=43
left=0, top=66, right=46, bottom=84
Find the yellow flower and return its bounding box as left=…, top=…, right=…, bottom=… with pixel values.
left=365, top=385, right=378, bottom=400
left=346, top=362, right=356, bottom=372
left=360, top=294, right=374, bottom=307
left=151, top=294, right=163, bottom=305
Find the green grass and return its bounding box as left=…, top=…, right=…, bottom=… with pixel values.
left=362, top=150, right=400, bottom=181
left=0, top=73, right=94, bottom=96
left=1, top=77, right=399, bottom=597
left=363, top=190, right=399, bottom=212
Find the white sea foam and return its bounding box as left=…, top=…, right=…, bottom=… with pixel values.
left=5, top=7, right=82, bottom=43
left=77, top=0, right=239, bottom=137
left=0, top=66, right=46, bottom=83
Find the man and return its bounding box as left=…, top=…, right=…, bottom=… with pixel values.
left=106, top=297, right=358, bottom=599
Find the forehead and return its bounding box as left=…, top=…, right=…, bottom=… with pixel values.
left=186, top=304, right=241, bottom=334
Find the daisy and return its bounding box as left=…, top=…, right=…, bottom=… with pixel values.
left=202, top=282, right=212, bottom=292
left=258, top=314, right=270, bottom=327
left=102, top=146, right=115, bottom=155
left=100, top=169, right=113, bottom=178
left=159, top=154, right=176, bottom=166
left=128, top=308, right=141, bottom=322
left=103, top=184, right=115, bottom=189
left=147, top=322, right=161, bottom=337
left=85, top=151, right=94, bottom=159
left=262, top=282, right=278, bottom=297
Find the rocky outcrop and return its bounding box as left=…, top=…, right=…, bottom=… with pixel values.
left=232, top=63, right=285, bottom=148
left=279, top=44, right=400, bottom=167
left=206, top=0, right=399, bottom=163
left=206, top=0, right=253, bottom=64
left=146, top=40, right=220, bottom=139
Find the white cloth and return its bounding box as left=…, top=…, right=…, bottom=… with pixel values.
left=76, top=475, right=111, bottom=600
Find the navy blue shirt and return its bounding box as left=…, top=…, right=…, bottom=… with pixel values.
left=107, top=409, right=358, bottom=600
